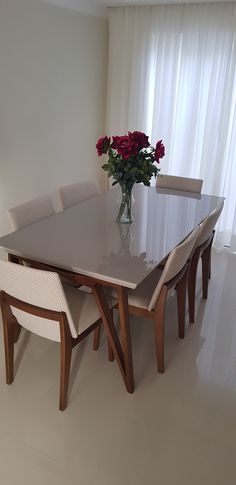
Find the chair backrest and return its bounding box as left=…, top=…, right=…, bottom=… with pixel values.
left=8, top=195, right=55, bottom=231
left=59, top=179, right=100, bottom=210
left=157, top=174, right=203, bottom=194
left=148, top=225, right=202, bottom=311
left=197, top=200, right=224, bottom=247
left=0, top=260, right=77, bottom=342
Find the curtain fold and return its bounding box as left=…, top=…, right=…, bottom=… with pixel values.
left=107, top=3, right=236, bottom=248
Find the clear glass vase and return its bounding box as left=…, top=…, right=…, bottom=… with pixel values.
left=116, top=183, right=134, bottom=224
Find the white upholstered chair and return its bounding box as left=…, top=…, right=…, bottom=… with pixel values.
left=8, top=195, right=55, bottom=231
left=59, top=179, right=100, bottom=210
left=107, top=225, right=202, bottom=373
left=157, top=174, right=203, bottom=194
left=188, top=201, right=224, bottom=323
left=8, top=195, right=56, bottom=270
left=7, top=194, right=84, bottom=289
left=0, top=260, right=115, bottom=410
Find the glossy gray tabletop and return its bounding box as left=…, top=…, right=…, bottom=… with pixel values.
left=0, top=185, right=224, bottom=289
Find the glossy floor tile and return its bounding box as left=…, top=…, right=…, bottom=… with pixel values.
left=0, top=248, right=236, bottom=485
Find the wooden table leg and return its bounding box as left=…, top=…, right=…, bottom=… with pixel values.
left=92, top=285, right=127, bottom=387
left=117, top=286, right=134, bottom=394
left=92, top=284, right=134, bottom=394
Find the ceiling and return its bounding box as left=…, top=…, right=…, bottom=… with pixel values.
left=41, top=0, right=235, bottom=17
left=96, top=0, right=234, bottom=3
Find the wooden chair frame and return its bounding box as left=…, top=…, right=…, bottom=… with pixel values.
left=188, top=230, right=215, bottom=323
left=107, top=261, right=190, bottom=373
left=0, top=290, right=103, bottom=411
left=5, top=254, right=135, bottom=397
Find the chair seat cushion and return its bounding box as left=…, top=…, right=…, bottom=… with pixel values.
left=63, top=284, right=115, bottom=336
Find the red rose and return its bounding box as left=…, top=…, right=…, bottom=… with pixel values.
left=116, top=134, right=138, bottom=160
left=129, top=131, right=150, bottom=149
left=111, top=136, right=121, bottom=149
left=96, top=136, right=111, bottom=156
left=155, top=140, right=165, bottom=162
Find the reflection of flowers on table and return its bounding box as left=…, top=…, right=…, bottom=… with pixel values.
left=99, top=225, right=157, bottom=282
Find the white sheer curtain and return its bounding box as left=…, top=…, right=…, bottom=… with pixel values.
left=107, top=3, right=236, bottom=248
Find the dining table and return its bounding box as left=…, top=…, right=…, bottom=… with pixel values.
left=0, top=184, right=224, bottom=393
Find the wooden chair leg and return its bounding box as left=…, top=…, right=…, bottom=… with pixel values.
left=1, top=302, right=21, bottom=385
left=201, top=243, right=212, bottom=300
left=153, top=286, right=168, bottom=373
left=107, top=310, right=117, bottom=362
left=11, top=313, right=22, bottom=343
left=59, top=317, right=73, bottom=411
left=209, top=230, right=215, bottom=280
left=108, top=338, right=115, bottom=361
left=188, top=248, right=200, bottom=324
left=208, top=252, right=211, bottom=280
left=3, top=320, right=15, bottom=385
left=175, top=269, right=188, bottom=339
left=93, top=324, right=101, bottom=351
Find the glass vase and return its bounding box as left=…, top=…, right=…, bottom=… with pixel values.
left=116, top=183, right=134, bottom=224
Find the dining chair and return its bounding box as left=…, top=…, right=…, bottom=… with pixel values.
left=8, top=195, right=58, bottom=274
left=0, top=259, right=115, bottom=411
left=7, top=193, right=86, bottom=289
left=59, top=179, right=100, bottom=210
left=188, top=200, right=224, bottom=323
left=105, top=225, right=202, bottom=373
left=157, top=174, right=203, bottom=193
left=8, top=195, right=55, bottom=231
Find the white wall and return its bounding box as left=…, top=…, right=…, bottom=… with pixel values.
left=0, top=0, right=108, bottom=235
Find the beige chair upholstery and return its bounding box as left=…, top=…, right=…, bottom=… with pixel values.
left=131, top=225, right=202, bottom=312
left=157, top=174, right=203, bottom=194
left=105, top=225, right=202, bottom=373
left=0, top=259, right=115, bottom=410
left=196, top=201, right=224, bottom=247
left=59, top=179, right=100, bottom=210
left=8, top=195, right=55, bottom=231
left=188, top=200, right=224, bottom=323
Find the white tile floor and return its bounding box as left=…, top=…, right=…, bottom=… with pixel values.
left=0, top=248, right=236, bottom=484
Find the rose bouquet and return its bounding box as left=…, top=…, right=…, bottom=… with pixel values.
left=96, top=131, right=165, bottom=223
